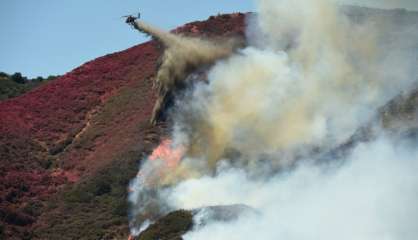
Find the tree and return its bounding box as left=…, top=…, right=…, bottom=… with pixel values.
left=11, top=72, right=26, bottom=84
left=0, top=72, right=8, bottom=78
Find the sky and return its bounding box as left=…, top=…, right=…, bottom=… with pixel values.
left=0, top=1, right=254, bottom=78
left=340, top=0, right=418, bottom=11
left=1, top=0, right=417, bottom=78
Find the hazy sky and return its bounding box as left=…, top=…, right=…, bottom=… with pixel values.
left=341, top=0, right=418, bottom=10
left=1, top=1, right=416, bottom=78
left=0, top=1, right=254, bottom=78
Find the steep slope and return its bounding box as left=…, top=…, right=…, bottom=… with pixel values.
left=2, top=8, right=417, bottom=240
left=0, top=13, right=246, bottom=240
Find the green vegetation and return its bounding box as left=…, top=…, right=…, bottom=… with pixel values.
left=138, top=210, right=193, bottom=240
left=72, top=80, right=153, bottom=152
left=0, top=72, right=58, bottom=101
left=36, top=150, right=142, bottom=240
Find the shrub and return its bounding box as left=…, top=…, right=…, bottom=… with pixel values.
left=23, top=201, right=43, bottom=217
left=10, top=72, right=26, bottom=84
left=63, top=187, right=93, bottom=203
left=138, top=210, right=193, bottom=240
left=94, top=180, right=112, bottom=196
left=0, top=224, right=4, bottom=240
left=0, top=72, right=8, bottom=78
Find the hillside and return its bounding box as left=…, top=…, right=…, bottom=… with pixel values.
left=0, top=13, right=246, bottom=240
left=1, top=7, right=418, bottom=240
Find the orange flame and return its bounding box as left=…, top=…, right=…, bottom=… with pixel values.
left=149, top=139, right=184, bottom=168
left=132, top=138, right=186, bottom=188
left=128, top=139, right=186, bottom=238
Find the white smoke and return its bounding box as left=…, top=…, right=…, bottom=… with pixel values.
left=129, top=0, right=418, bottom=237
left=168, top=0, right=417, bottom=171
left=173, top=136, right=418, bottom=240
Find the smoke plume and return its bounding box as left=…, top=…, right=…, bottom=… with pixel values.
left=129, top=0, right=418, bottom=238
left=130, top=20, right=243, bottom=124
left=174, top=136, right=418, bottom=240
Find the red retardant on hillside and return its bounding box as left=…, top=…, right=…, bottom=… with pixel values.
left=0, top=13, right=246, bottom=239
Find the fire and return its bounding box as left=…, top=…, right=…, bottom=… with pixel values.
left=149, top=139, right=184, bottom=168
left=127, top=139, right=186, bottom=239
left=131, top=138, right=186, bottom=189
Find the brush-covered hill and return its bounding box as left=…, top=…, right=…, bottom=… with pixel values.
left=1, top=7, right=418, bottom=240
left=0, top=13, right=246, bottom=240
